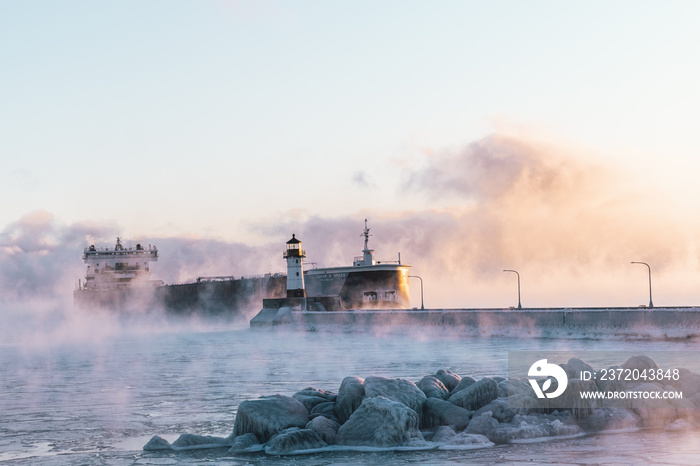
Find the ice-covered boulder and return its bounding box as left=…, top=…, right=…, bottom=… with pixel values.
left=577, top=408, right=640, bottom=432
left=672, top=368, right=700, bottom=398
left=264, top=427, right=327, bottom=455
left=233, top=395, right=309, bottom=442
left=171, top=433, right=233, bottom=450
left=335, top=396, right=424, bottom=447
left=666, top=419, right=693, bottom=432
left=335, top=376, right=365, bottom=424
left=143, top=435, right=172, bottom=451
left=621, top=355, right=659, bottom=372
left=418, top=376, right=450, bottom=400
left=422, top=397, right=471, bottom=430
left=474, top=398, right=518, bottom=423
left=306, top=415, right=340, bottom=444
left=466, top=411, right=579, bottom=444
left=310, top=401, right=339, bottom=423
left=228, top=433, right=262, bottom=453
left=563, top=358, right=595, bottom=380
left=449, top=377, right=498, bottom=411
left=364, top=376, right=427, bottom=423
left=450, top=376, right=477, bottom=395
left=433, top=426, right=494, bottom=450
left=434, top=369, right=461, bottom=392
left=293, top=387, right=337, bottom=413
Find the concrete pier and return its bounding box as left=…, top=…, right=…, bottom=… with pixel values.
left=249, top=302, right=700, bottom=338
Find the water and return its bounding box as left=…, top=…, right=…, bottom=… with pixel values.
left=2, top=319, right=700, bottom=464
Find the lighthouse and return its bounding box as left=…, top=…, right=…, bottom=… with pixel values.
left=283, top=234, right=306, bottom=298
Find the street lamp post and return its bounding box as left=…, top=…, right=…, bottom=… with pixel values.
left=503, top=269, right=522, bottom=309
left=631, top=261, right=654, bottom=308
left=408, top=275, right=424, bottom=310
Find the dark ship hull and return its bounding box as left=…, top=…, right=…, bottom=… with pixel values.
left=73, top=268, right=410, bottom=318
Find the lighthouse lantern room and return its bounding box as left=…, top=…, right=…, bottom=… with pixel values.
left=283, top=234, right=306, bottom=298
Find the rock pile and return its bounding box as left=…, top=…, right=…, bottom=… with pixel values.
left=144, top=356, right=700, bottom=456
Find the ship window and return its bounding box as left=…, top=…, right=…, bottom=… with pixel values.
left=296, top=259, right=299, bottom=264
left=296, top=272, right=299, bottom=276
left=363, top=291, right=378, bottom=302
left=384, top=291, right=396, bottom=300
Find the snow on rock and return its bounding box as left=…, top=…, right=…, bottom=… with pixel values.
left=422, top=397, right=471, bottom=430
left=228, top=433, right=262, bottom=453
left=233, top=394, right=309, bottom=442
left=418, top=376, right=450, bottom=400
left=264, top=427, right=327, bottom=455
left=171, top=433, right=233, bottom=450
left=364, top=376, right=427, bottom=423
left=449, top=377, right=499, bottom=411
left=334, top=376, right=365, bottom=424
left=335, top=396, right=424, bottom=447
left=434, top=369, right=461, bottom=392
left=306, top=415, right=340, bottom=444
left=143, top=435, right=172, bottom=451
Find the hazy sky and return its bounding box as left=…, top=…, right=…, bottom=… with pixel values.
left=2, top=1, right=700, bottom=307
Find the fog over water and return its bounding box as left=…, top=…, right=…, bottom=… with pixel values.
left=2, top=310, right=700, bottom=465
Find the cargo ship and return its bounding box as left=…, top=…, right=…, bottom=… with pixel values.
left=73, top=221, right=411, bottom=318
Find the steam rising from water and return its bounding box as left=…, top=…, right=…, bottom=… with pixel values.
left=1, top=133, right=698, bottom=344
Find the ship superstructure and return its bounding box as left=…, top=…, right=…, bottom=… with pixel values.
left=304, top=219, right=411, bottom=308
left=79, top=238, right=161, bottom=290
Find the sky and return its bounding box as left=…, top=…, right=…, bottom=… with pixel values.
left=1, top=0, right=700, bottom=309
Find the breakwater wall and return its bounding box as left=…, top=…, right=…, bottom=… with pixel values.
left=250, top=302, right=700, bottom=338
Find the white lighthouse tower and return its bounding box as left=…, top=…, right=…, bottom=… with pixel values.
left=283, top=234, right=306, bottom=298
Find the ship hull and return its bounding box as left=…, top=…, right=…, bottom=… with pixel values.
left=73, top=267, right=409, bottom=317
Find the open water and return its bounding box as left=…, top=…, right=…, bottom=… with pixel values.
left=2, top=313, right=700, bottom=465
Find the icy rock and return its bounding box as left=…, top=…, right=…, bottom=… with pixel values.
left=228, top=433, right=261, bottom=453
left=335, top=376, right=365, bottom=424
left=293, top=394, right=333, bottom=413
left=451, top=376, right=477, bottom=395
left=621, top=355, right=659, bottom=372
left=430, top=425, right=457, bottom=443
left=306, top=415, right=340, bottom=444
left=422, top=397, right=471, bottom=430
left=418, top=376, right=450, bottom=400
left=577, top=408, right=640, bottom=432
left=465, top=411, right=500, bottom=441
left=563, top=358, right=595, bottom=380
left=440, top=432, right=494, bottom=449
left=335, top=396, right=424, bottom=447
left=435, top=369, right=461, bottom=392
left=171, top=433, right=233, bottom=450
left=474, top=398, right=517, bottom=423
left=672, top=368, right=700, bottom=398
left=557, top=379, right=599, bottom=417
left=467, top=411, right=580, bottom=444
left=310, top=401, right=339, bottom=423
left=233, top=394, right=309, bottom=442
left=449, top=377, right=498, bottom=411
left=666, top=419, right=693, bottom=432
left=293, top=387, right=337, bottom=413
left=264, top=427, right=327, bottom=455
left=364, top=376, right=427, bottom=424
left=143, top=435, right=172, bottom=451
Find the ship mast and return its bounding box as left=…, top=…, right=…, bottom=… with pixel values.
left=362, top=218, right=372, bottom=253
